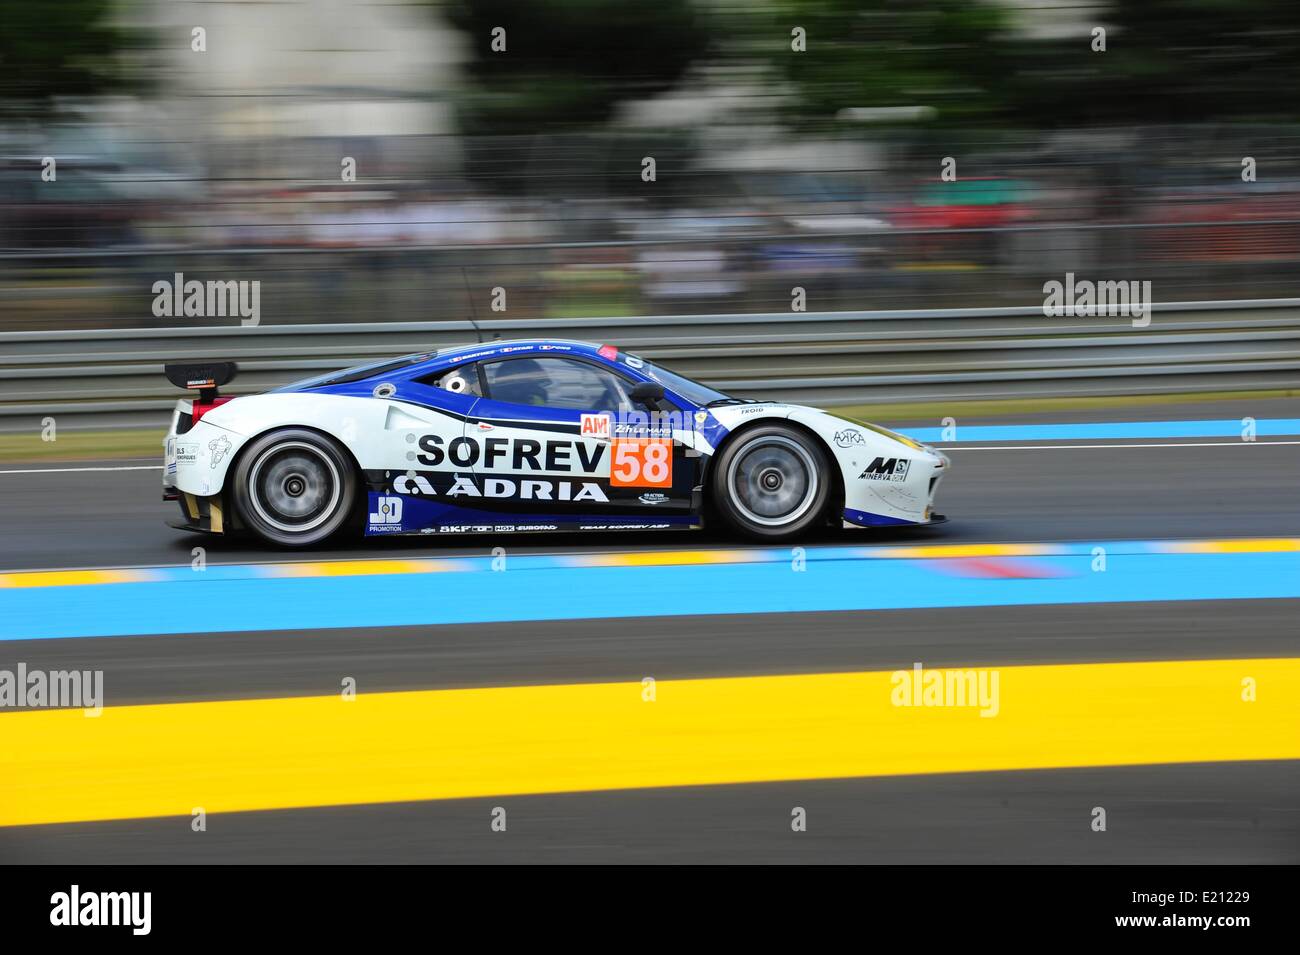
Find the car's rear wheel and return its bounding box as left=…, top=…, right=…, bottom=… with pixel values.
left=232, top=428, right=357, bottom=547
left=710, top=425, right=830, bottom=541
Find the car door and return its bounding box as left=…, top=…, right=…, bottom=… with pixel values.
left=463, top=355, right=695, bottom=529
left=363, top=363, right=479, bottom=534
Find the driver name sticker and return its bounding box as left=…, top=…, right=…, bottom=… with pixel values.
left=610, top=438, right=673, bottom=488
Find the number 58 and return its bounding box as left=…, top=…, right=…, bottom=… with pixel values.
left=610, top=438, right=673, bottom=488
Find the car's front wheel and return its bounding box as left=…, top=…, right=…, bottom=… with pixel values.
left=710, top=424, right=831, bottom=541
left=232, top=428, right=357, bottom=547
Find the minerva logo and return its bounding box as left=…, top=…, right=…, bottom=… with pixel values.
left=859, top=457, right=911, bottom=482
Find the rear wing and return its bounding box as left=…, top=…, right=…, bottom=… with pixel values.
left=164, top=362, right=237, bottom=403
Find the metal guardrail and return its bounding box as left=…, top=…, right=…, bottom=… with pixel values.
left=2, top=299, right=1299, bottom=430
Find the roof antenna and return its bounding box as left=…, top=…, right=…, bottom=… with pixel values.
left=460, top=267, right=487, bottom=344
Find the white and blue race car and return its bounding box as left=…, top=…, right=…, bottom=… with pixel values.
left=162, top=340, right=949, bottom=546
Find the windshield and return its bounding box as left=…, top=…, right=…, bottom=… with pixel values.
left=273, top=353, right=432, bottom=391
left=632, top=356, right=731, bottom=406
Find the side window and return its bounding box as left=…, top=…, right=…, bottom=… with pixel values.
left=423, top=366, right=482, bottom=397
left=481, top=357, right=632, bottom=411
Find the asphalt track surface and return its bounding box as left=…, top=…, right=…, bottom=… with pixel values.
left=5, top=763, right=1294, bottom=864
left=1, top=397, right=1298, bottom=863
left=4, top=432, right=1300, bottom=571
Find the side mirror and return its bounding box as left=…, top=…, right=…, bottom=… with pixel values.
left=630, top=382, right=666, bottom=410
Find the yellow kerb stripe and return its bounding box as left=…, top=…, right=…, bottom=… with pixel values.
left=1158, top=539, right=1300, bottom=554
left=267, top=559, right=466, bottom=578
left=869, top=544, right=1063, bottom=559
left=0, top=570, right=146, bottom=589
left=2, top=657, right=1295, bottom=827
left=569, top=550, right=763, bottom=567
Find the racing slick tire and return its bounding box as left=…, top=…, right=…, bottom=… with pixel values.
left=710, top=424, right=831, bottom=541
left=231, top=428, right=358, bottom=547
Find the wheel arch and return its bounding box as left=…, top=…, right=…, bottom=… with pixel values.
left=704, top=416, right=843, bottom=526
left=221, top=423, right=366, bottom=533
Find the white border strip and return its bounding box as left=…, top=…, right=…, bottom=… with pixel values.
left=0, top=465, right=163, bottom=474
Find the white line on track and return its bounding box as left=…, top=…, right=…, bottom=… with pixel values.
left=2, top=439, right=1298, bottom=474
left=0, top=465, right=162, bottom=474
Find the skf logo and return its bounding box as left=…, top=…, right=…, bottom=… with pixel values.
left=580, top=413, right=611, bottom=439
left=369, top=496, right=403, bottom=525
left=858, top=457, right=911, bottom=482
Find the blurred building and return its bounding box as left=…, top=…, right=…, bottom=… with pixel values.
left=121, top=0, right=464, bottom=180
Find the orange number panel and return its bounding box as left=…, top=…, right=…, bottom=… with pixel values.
left=609, top=438, right=673, bottom=488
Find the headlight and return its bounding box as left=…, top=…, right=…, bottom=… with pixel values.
left=831, top=413, right=924, bottom=451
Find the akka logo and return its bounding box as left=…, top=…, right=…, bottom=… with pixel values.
left=859, top=457, right=911, bottom=482
left=833, top=429, right=865, bottom=448
left=369, top=496, right=403, bottom=525
left=580, top=413, right=611, bottom=439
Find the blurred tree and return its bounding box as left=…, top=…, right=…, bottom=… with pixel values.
left=962, top=0, right=1300, bottom=128
left=1091, top=0, right=1300, bottom=124
left=760, top=0, right=1014, bottom=126
left=446, top=0, right=707, bottom=135
left=752, top=0, right=1300, bottom=128
left=0, top=0, right=127, bottom=116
